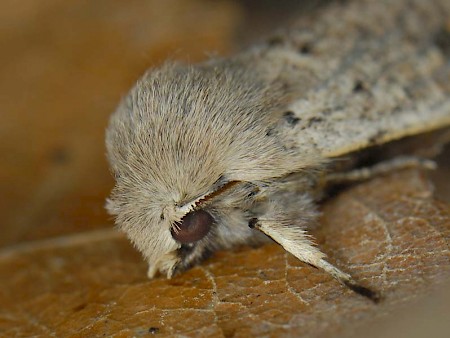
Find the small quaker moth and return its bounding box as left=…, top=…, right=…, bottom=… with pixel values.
left=105, top=0, right=450, bottom=302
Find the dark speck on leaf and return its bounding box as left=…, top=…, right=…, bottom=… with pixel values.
left=149, top=327, right=160, bottom=334
left=49, top=147, right=70, bottom=164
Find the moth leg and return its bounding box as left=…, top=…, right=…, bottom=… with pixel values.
left=146, top=252, right=179, bottom=279
left=249, top=218, right=380, bottom=302
left=147, top=263, right=158, bottom=279
left=325, top=156, right=436, bottom=185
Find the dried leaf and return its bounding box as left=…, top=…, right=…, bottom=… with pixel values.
left=1, top=169, right=449, bottom=337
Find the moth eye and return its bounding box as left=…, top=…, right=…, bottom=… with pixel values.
left=171, top=210, right=214, bottom=244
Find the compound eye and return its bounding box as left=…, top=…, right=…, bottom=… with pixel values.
left=171, top=210, right=214, bottom=243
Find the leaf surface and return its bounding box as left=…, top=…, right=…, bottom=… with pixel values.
left=1, top=169, right=449, bottom=337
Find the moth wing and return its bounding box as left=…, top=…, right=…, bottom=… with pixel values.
left=258, top=0, right=450, bottom=159
left=288, top=99, right=450, bottom=159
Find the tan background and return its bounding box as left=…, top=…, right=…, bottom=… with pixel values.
left=0, top=0, right=241, bottom=247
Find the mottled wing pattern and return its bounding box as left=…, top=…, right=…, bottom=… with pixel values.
left=248, top=0, right=450, bottom=158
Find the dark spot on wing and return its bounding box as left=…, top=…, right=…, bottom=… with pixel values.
left=267, top=35, right=284, bottom=46
left=283, top=111, right=300, bottom=126
left=434, top=26, right=450, bottom=56
left=307, top=116, right=323, bottom=127
left=299, top=42, right=312, bottom=54
left=353, top=80, right=366, bottom=93
left=247, top=186, right=260, bottom=198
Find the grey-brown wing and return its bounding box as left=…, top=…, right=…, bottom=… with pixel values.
left=247, top=0, right=450, bottom=159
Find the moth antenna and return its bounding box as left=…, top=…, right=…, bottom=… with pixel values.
left=176, top=181, right=241, bottom=215
left=172, top=222, right=181, bottom=233
left=250, top=219, right=380, bottom=303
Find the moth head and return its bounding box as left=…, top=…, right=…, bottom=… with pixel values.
left=105, top=62, right=319, bottom=278
left=106, top=171, right=259, bottom=278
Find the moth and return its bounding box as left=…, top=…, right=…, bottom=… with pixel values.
left=105, top=0, right=450, bottom=302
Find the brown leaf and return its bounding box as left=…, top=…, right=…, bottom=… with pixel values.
left=1, top=168, right=449, bottom=337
